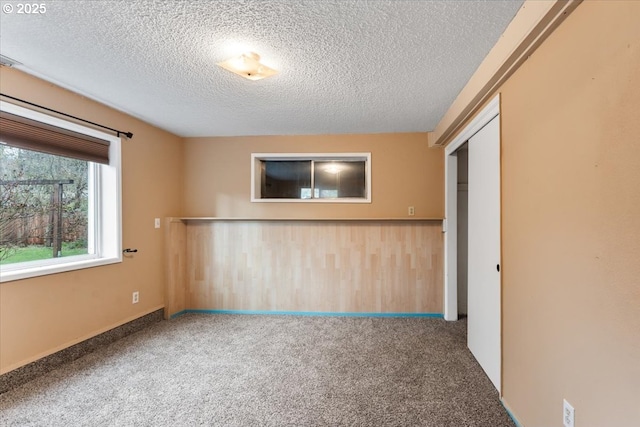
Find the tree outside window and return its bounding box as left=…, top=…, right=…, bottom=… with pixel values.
left=0, top=145, right=89, bottom=264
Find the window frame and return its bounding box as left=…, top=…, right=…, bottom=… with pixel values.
left=0, top=101, right=122, bottom=283
left=251, top=153, right=372, bottom=203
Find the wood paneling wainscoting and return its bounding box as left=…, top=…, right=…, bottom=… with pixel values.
left=164, top=219, right=444, bottom=318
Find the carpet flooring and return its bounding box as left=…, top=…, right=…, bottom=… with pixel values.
left=0, top=314, right=515, bottom=426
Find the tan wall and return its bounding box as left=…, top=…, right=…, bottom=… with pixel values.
left=183, top=133, right=443, bottom=219
left=0, top=68, right=184, bottom=373
left=481, top=2, right=640, bottom=426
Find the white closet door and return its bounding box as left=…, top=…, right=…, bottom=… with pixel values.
left=467, top=114, right=501, bottom=392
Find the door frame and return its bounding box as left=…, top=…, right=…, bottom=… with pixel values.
left=443, top=93, right=500, bottom=321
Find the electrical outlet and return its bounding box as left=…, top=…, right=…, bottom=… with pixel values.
left=408, top=206, right=415, bottom=216
left=132, top=291, right=139, bottom=304
left=563, top=399, right=575, bottom=427
left=154, top=218, right=161, bottom=229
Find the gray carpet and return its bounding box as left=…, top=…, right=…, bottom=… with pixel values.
left=0, top=314, right=515, bottom=426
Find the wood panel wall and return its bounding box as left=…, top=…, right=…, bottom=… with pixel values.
left=165, top=220, right=443, bottom=315
left=163, top=218, right=187, bottom=318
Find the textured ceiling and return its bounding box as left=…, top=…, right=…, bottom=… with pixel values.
left=0, top=0, right=524, bottom=137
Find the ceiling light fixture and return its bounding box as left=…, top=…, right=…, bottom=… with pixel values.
left=217, top=52, right=277, bottom=81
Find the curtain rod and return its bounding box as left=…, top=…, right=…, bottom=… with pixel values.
left=0, top=93, right=133, bottom=139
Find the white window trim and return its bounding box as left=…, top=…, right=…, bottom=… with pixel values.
left=251, top=153, right=372, bottom=203
left=0, top=101, right=122, bottom=283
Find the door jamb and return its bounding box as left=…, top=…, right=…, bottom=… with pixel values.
left=443, top=94, right=500, bottom=321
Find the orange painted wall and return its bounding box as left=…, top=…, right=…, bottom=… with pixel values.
left=0, top=68, right=184, bottom=373
left=183, top=133, right=443, bottom=219
left=477, top=2, right=640, bottom=426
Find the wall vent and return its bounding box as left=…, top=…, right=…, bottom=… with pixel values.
left=0, top=55, right=22, bottom=67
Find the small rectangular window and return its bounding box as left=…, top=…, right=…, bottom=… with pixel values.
left=261, top=160, right=311, bottom=199
left=313, top=160, right=366, bottom=199
left=252, top=153, right=371, bottom=203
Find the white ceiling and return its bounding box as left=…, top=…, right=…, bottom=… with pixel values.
left=0, top=0, right=524, bottom=137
